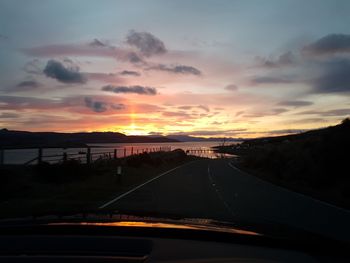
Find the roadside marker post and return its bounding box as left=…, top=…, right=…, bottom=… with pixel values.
left=86, top=147, right=91, bottom=164
left=116, top=165, right=122, bottom=183
left=0, top=149, right=4, bottom=165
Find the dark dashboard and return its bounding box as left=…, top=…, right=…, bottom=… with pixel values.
left=0, top=220, right=348, bottom=263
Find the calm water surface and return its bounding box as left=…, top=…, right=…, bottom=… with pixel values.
left=3, top=141, right=239, bottom=164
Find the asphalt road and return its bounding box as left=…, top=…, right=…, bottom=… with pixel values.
left=100, top=159, right=350, bottom=241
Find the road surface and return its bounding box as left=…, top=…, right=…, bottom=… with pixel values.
left=100, top=159, right=350, bottom=241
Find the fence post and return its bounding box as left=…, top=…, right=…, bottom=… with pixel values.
left=63, top=152, right=67, bottom=162
left=38, top=148, right=43, bottom=164
left=114, top=149, right=117, bottom=159
left=124, top=148, right=126, bottom=157
left=86, top=147, right=91, bottom=164
left=0, top=149, right=4, bottom=165
left=131, top=147, right=134, bottom=155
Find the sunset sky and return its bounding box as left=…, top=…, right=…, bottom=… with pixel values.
left=0, top=0, right=349, bottom=137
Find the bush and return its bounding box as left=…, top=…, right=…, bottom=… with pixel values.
left=34, top=159, right=91, bottom=183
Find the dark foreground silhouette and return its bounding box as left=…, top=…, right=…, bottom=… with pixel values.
left=215, top=118, right=350, bottom=209
left=0, top=149, right=200, bottom=218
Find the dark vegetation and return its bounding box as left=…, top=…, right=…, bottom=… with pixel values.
left=215, top=119, right=350, bottom=209
left=0, top=129, right=178, bottom=148
left=0, top=149, right=199, bottom=218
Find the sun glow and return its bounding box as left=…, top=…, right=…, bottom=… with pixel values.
left=124, top=124, right=147, bottom=135
left=121, top=109, right=146, bottom=135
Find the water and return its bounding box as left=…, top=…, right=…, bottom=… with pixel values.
left=2, top=141, right=239, bottom=165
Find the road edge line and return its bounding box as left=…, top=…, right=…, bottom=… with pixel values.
left=99, top=161, right=196, bottom=209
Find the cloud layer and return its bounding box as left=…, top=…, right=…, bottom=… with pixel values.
left=303, top=34, right=350, bottom=55
left=311, top=58, right=350, bottom=93
left=148, top=64, right=201, bottom=75
left=43, top=60, right=86, bottom=84
left=126, top=30, right=167, bottom=57
left=102, top=85, right=157, bottom=95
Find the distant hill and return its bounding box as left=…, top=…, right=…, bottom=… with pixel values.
left=0, top=129, right=178, bottom=148
left=166, top=135, right=242, bottom=142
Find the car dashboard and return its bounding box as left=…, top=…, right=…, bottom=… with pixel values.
left=0, top=220, right=348, bottom=263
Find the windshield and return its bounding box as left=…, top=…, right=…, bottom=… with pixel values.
left=0, top=0, right=349, bottom=243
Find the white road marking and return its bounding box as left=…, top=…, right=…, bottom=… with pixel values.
left=99, top=161, right=195, bottom=209
left=207, top=164, right=235, bottom=217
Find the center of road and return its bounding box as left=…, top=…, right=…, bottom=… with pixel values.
left=207, top=164, right=236, bottom=217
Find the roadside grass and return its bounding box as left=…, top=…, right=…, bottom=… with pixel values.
left=0, top=150, right=201, bottom=218
left=228, top=119, right=350, bottom=210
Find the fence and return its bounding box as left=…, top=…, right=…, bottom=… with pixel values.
left=0, top=146, right=172, bottom=166
left=0, top=145, right=234, bottom=165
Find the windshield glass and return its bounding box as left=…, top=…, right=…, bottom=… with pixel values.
left=0, top=0, right=349, bottom=243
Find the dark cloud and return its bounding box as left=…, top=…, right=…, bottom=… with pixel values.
left=62, top=58, right=75, bottom=64
left=251, top=56, right=350, bottom=93
left=15, top=80, right=41, bottom=91
left=43, top=60, right=86, bottom=84
left=84, top=97, right=108, bottom=112
left=311, top=58, right=350, bottom=93
left=0, top=95, right=62, bottom=110
left=298, top=108, right=350, bottom=117
left=0, top=112, right=19, bottom=118
left=225, top=84, right=238, bottom=91
left=251, top=76, right=295, bottom=85
left=177, top=106, right=192, bottom=110
left=6, top=80, right=42, bottom=93
left=277, top=100, right=313, bottom=107
left=256, top=51, right=294, bottom=68
left=176, top=105, right=209, bottom=112
left=89, top=38, right=107, bottom=47
left=292, top=118, right=326, bottom=124
left=110, top=103, right=126, bottom=110
left=235, top=111, right=244, bottom=117
left=102, top=85, right=157, bottom=95
left=0, top=95, right=126, bottom=115
left=162, top=111, right=193, bottom=118
left=119, top=70, right=141, bottom=76
left=243, top=108, right=288, bottom=118
left=197, top=105, right=209, bottom=112
left=268, top=129, right=307, bottom=135
left=169, top=128, right=247, bottom=136
left=272, top=108, right=289, bottom=114
left=85, top=72, right=125, bottom=83
left=125, top=51, right=145, bottom=64
left=126, top=30, right=167, bottom=57
left=24, top=43, right=144, bottom=64
left=22, top=43, right=117, bottom=58
left=148, top=64, right=201, bottom=75
left=134, top=103, right=164, bottom=112
left=83, top=97, right=127, bottom=114
left=303, top=34, right=350, bottom=55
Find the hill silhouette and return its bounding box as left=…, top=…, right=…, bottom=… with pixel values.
left=0, top=129, right=178, bottom=148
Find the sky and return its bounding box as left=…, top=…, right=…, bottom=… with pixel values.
left=0, top=0, right=350, bottom=137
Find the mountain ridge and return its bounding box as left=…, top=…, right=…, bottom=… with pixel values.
left=0, top=129, right=177, bottom=148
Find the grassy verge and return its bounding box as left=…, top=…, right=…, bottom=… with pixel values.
left=216, top=119, right=350, bottom=210
left=0, top=150, right=201, bottom=218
